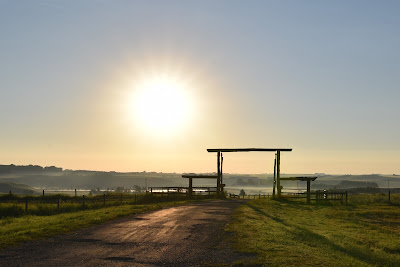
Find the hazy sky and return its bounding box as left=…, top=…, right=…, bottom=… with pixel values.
left=1, top=1, right=399, bottom=174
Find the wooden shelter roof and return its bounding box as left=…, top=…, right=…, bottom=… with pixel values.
left=279, top=177, right=317, bottom=181
left=182, top=174, right=219, bottom=179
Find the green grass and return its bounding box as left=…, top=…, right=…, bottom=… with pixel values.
left=0, top=199, right=192, bottom=249
left=226, top=195, right=400, bottom=266
left=0, top=193, right=212, bottom=218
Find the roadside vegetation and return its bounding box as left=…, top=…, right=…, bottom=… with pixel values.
left=0, top=193, right=213, bottom=249
left=226, top=194, right=400, bottom=266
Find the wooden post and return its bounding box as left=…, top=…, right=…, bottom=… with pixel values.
left=220, top=153, right=224, bottom=196
left=43, top=190, right=45, bottom=197
left=75, top=189, right=77, bottom=197
left=9, top=190, right=11, bottom=196
left=273, top=155, right=276, bottom=198
left=57, top=198, right=60, bottom=210
left=25, top=199, right=28, bottom=212
left=345, top=191, right=348, bottom=205
left=188, top=177, right=193, bottom=197
left=82, top=195, right=85, bottom=208
left=389, top=190, right=391, bottom=203
left=276, top=150, right=281, bottom=197
left=307, top=180, right=311, bottom=204
left=103, top=194, right=106, bottom=205
left=217, top=151, right=221, bottom=197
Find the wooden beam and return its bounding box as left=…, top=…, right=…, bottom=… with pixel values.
left=207, top=148, right=292, bottom=153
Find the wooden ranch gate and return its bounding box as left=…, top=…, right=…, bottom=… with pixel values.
left=183, top=148, right=295, bottom=198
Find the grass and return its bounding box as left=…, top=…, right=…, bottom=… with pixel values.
left=0, top=193, right=211, bottom=218
left=226, top=194, right=400, bottom=266
left=0, top=198, right=197, bottom=250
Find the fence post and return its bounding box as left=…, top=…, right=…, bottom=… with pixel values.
left=120, top=194, right=123, bottom=204
left=259, top=194, right=261, bottom=199
left=25, top=199, right=28, bottom=212
left=389, top=190, right=391, bottom=203
left=75, top=189, right=77, bottom=197
left=57, top=198, right=60, bottom=210
left=82, top=195, right=85, bottom=208
left=43, top=190, right=45, bottom=197
left=345, top=191, right=348, bottom=205
left=9, top=190, right=11, bottom=196
left=103, top=194, right=106, bottom=205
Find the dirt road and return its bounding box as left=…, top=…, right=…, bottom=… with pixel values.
left=0, top=199, right=251, bottom=266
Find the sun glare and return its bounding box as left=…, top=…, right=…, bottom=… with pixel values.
left=133, top=76, right=191, bottom=134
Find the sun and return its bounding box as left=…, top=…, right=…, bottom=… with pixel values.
left=132, top=75, right=191, bottom=134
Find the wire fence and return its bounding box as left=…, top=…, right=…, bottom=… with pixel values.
left=228, top=190, right=400, bottom=205
left=0, top=192, right=213, bottom=218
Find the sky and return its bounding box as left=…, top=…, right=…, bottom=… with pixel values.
left=1, top=0, right=399, bottom=174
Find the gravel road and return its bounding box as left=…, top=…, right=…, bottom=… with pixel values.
left=0, top=199, right=252, bottom=266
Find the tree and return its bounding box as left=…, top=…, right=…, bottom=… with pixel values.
left=133, top=185, right=142, bottom=193
left=115, top=186, right=124, bottom=193
left=239, top=189, right=246, bottom=196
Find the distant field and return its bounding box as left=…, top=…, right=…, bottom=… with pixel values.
left=226, top=195, right=400, bottom=266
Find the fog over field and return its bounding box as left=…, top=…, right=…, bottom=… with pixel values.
left=1, top=164, right=399, bottom=195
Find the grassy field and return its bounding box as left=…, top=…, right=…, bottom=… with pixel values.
left=0, top=198, right=196, bottom=250
left=0, top=192, right=206, bottom=218
left=226, top=195, right=400, bottom=266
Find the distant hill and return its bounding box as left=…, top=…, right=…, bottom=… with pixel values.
left=1, top=163, right=399, bottom=192
left=0, top=164, right=62, bottom=174
left=0, top=181, right=36, bottom=194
